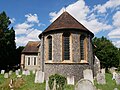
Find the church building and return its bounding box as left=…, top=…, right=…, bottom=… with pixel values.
left=21, top=11, right=94, bottom=82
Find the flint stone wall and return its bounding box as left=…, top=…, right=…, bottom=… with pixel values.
left=44, top=63, right=91, bottom=82
left=43, top=30, right=94, bottom=82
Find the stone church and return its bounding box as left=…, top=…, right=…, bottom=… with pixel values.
left=21, top=11, right=94, bottom=82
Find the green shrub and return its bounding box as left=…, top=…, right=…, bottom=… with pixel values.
left=48, top=74, right=66, bottom=90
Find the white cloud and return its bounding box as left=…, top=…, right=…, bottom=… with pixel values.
left=15, top=29, right=42, bottom=46
left=14, top=13, right=43, bottom=47
left=112, top=41, right=120, bottom=48
left=113, top=11, right=120, bottom=27
left=93, top=0, right=120, bottom=13
left=9, top=18, right=15, bottom=23
left=15, top=22, right=33, bottom=35
left=108, top=28, right=120, bottom=38
left=49, top=0, right=112, bottom=33
left=25, top=14, right=39, bottom=23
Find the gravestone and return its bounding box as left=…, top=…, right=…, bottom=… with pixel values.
left=96, top=72, right=106, bottom=84
left=112, top=71, right=117, bottom=80
left=75, top=79, right=96, bottom=90
left=26, top=70, right=30, bottom=75
left=115, top=73, right=120, bottom=85
left=52, top=80, right=56, bottom=90
left=34, top=71, right=44, bottom=83
left=4, top=73, right=9, bottom=78
left=94, top=56, right=101, bottom=75
left=83, top=69, right=94, bottom=84
left=46, top=80, right=50, bottom=90
left=114, top=88, right=118, bottom=90
left=22, top=70, right=25, bottom=75
left=9, top=71, right=12, bottom=75
left=32, top=70, right=36, bottom=74
left=15, top=70, right=19, bottom=75
left=18, top=69, right=21, bottom=72
left=1, top=70, right=5, bottom=74
left=109, top=67, right=117, bottom=74
left=101, top=69, right=105, bottom=74
left=67, top=76, right=75, bottom=85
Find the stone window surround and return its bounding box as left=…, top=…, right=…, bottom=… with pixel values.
left=25, top=55, right=38, bottom=66
left=45, top=33, right=88, bottom=64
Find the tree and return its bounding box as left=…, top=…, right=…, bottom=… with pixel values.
left=93, top=36, right=119, bottom=69
left=0, top=11, right=16, bottom=70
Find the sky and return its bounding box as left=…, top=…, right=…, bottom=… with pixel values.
left=0, top=0, right=120, bottom=48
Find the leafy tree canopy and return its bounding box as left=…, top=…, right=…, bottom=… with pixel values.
left=0, top=11, right=16, bottom=70
left=93, top=36, right=119, bottom=69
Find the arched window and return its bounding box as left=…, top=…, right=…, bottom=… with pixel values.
left=63, top=33, right=70, bottom=60
left=80, top=35, right=85, bottom=60
left=47, top=36, right=52, bottom=60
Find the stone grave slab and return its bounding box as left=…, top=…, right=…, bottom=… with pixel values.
left=34, top=71, right=44, bottom=83
left=67, top=76, right=75, bottom=85
left=83, top=69, right=94, bottom=84
left=4, top=73, right=9, bottom=78
left=96, top=73, right=106, bottom=84
left=1, top=70, right=5, bottom=74
left=75, top=79, right=96, bottom=90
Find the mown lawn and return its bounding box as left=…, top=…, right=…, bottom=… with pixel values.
left=0, top=72, right=74, bottom=90
left=0, top=72, right=120, bottom=90
left=95, top=73, right=120, bottom=90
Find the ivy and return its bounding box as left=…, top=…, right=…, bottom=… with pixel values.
left=48, top=74, right=66, bottom=90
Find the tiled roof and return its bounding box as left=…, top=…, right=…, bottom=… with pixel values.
left=22, top=41, right=40, bottom=53
left=40, top=11, right=93, bottom=36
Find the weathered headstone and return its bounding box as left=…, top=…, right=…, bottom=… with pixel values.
left=101, top=69, right=105, bottom=74
left=4, top=73, right=9, bottom=78
left=52, top=80, right=56, bottom=90
left=96, top=72, right=106, bottom=84
left=109, top=67, right=117, bottom=74
left=114, top=88, right=118, bottom=90
left=94, top=56, right=101, bottom=75
left=46, top=80, right=50, bottom=90
left=67, top=76, right=75, bottom=85
left=15, top=70, right=19, bottom=76
left=115, top=73, right=120, bottom=85
left=22, top=70, right=25, bottom=75
left=1, top=70, right=5, bottom=74
left=34, top=71, right=44, bottom=83
left=9, top=79, right=14, bottom=90
left=26, top=70, right=30, bottom=75
left=112, top=71, right=117, bottom=80
left=32, top=70, right=36, bottom=74
left=9, top=71, right=12, bottom=75
left=18, top=69, right=21, bottom=72
left=83, top=69, right=94, bottom=84
left=75, top=79, right=96, bottom=90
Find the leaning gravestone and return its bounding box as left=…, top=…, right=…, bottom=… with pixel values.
left=1, top=70, right=5, bottom=74
left=46, top=80, right=50, bottom=90
left=94, top=56, right=101, bottom=75
left=96, top=72, right=106, bottom=84
left=34, top=71, right=44, bottom=83
left=9, top=71, right=12, bottom=75
left=83, top=69, right=94, bottom=84
left=4, top=73, right=9, bottom=78
left=115, top=73, right=120, bottom=85
left=75, top=79, right=96, bottom=90
left=101, top=68, right=105, bottom=74
left=67, top=76, right=75, bottom=85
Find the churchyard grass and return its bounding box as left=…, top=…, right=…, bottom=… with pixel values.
left=1, top=72, right=119, bottom=90
left=0, top=71, right=73, bottom=90
left=95, top=73, right=120, bottom=90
